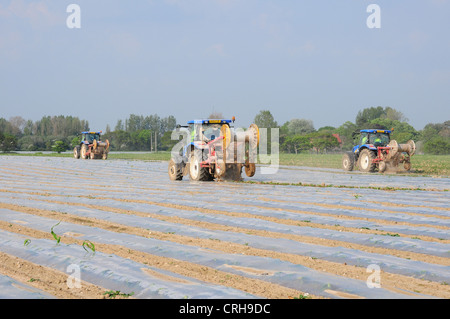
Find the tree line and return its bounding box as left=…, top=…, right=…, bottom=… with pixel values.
left=0, top=114, right=178, bottom=153
left=0, top=107, right=449, bottom=154
left=103, top=114, right=177, bottom=151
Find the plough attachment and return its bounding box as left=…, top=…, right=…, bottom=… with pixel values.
left=215, top=123, right=260, bottom=180
left=378, top=140, right=415, bottom=172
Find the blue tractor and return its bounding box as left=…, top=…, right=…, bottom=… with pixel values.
left=168, top=118, right=260, bottom=181
left=342, top=129, right=415, bottom=173
left=73, top=131, right=110, bottom=160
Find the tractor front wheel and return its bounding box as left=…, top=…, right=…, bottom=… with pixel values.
left=358, top=149, right=377, bottom=173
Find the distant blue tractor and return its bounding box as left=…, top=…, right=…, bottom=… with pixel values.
left=342, top=129, right=415, bottom=173
left=168, top=118, right=260, bottom=181
left=73, top=131, right=110, bottom=160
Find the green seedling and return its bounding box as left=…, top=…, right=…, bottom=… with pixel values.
left=384, top=233, right=400, bottom=237
left=82, top=240, right=95, bottom=253
left=51, top=221, right=62, bottom=244
left=291, top=293, right=311, bottom=299
left=103, top=290, right=134, bottom=299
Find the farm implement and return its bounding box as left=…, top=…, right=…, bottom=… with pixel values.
left=168, top=117, right=260, bottom=181
left=342, top=129, right=415, bottom=173
left=74, top=131, right=110, bottom=160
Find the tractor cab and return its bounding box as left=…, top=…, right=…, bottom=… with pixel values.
left=82, top=131, right=101, bottom=144
left=359, top=130, right=390, bottom=147
left=353, top=129, right=391, bottom=153
left=187, top=119, right=233, bottom=144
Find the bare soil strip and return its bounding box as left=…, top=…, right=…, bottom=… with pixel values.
left=1, top=205, right=449, bottom=298
left=0, top=252, right=109, bottom=299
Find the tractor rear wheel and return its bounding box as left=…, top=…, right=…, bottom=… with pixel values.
left=73, top=146, right=80, bottom=159
left=342, top=152, right=355, bottom=171
left=168, top=158, right=183, bottom=181
left=358, top=149, right=377, bottom=172
left=189, top=150, right=212, bottom=181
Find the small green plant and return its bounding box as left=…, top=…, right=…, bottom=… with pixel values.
left=103, top=290, right=134, bottom=299
left=50, top=221, right=62, bottom=244
left=82, top=240, right=95, bottom=253
left=291, top=293, right=311, bottom=299
left=384, top=233, right=400, bottom=237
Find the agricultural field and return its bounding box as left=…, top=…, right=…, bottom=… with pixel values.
left=5, top=151, right=449, bottom=177
left=0, top=155, right=448, bottom=299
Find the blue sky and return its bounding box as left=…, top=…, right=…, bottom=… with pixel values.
left=0, top=0, right=449, bottom=131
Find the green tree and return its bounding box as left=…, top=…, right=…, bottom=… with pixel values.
left=283, top=135, right=312, bottom=154
left=287, top=119, right=315, bottom=135
left=356, top=106, right=408, bottom=128
left=308, top=132, right=339, bottom=153
left=71, top=136, right=81, bottom=148
left=420, top=121, right=450, bottom=154
left=336, top=121, right=358, bottom=149
left=0, top=133, right=17, bottom=152
left=254, top=110, right=278, bottom=129
left=52, top=141, right=68, bottom=153
left=355, top=106, right=385, bottom=127
left=370, top=118, right=418, bottom=143
left=423, top=136, right=450, bottom=155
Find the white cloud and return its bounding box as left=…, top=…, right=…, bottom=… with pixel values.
left=206, top=43, right=226, bottom=56
left=288, top=41, right=316, bottom=56
left=108, top=32, right=142, bottom=58
left=408, top=31, right=429, bottom=50
left=0, top=0, right=61, bottom=28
